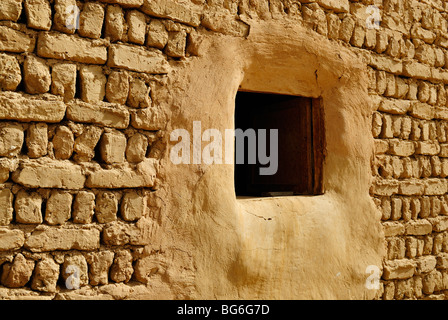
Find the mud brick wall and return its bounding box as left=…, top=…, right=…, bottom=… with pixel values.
left=0, top=0, right=172, bottom=299
left=2, top=0, right=448, bottom=300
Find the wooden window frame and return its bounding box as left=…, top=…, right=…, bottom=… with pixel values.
left=234, top=91, right=325, bottom=197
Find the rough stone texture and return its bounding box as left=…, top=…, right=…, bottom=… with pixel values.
left=12, top=160, right=86, bottom=189
left=66, top=101, right=129, bottom=129
left=52, top=126, right=74, bottom=160
left=86, top=158, right=157, bottom=188
left=94, top=191, right=118, bottom=223
left=79, top=2, right=105, bottom=39
left=127, top=10, right=147, bottom=45
left=0, top=92, right=66, bottom=123
left=127, top=78, right=151, bottom=108
left=53, top=0, right=78, bottom=34
left=0, top=54, right=22, bottom=91
left=0, top=229, right=25, bottom=251
left=106, top=71, right=129, bottom=104
left=61, top=253, right=89, bottom=288
left=23, top=55, right=51, bottom=94
left=141, top=0, right=201, bottom=27
left=0, top=26, right=35, bottom=53
left=107, top=44, right=170, bottom=74
left=73, top=126, right=103, bottom=162
left=26, top=123, right=48, bottom=158
left=105, top=4, right=127, bottom=42
left=45, top=191, right=72, bottom=225
left=0, top=189, right=13, bottom=226
left=0, top=123, right=24, bottom=157
left=14, top=190, right=43, bottom=224
left=37, top=32, right=108, bottom=64
left=31, top=258, right=59, bottom=292
left=1, top=254, right=35, bottom=288
left=80, top=65, right=107, bottom=103
left=25, top=0, right=52, bottom=31
left=85, top=250, right=114, bottom=286
left=0, top=0, right=23, bottom=22
left=146, top=19, right=168, bottom=50
left=121, top=191, right=146, bottom=221
left=110, top=250, right=133, bottom=283
left=51, top=63, right=77, bottom=102
left=99, top=130, right=127, bottom=164
left=72, top=191, right=95, bottom=224
left=25, top=227, right=100, bottom=252
left=126, top=133, right=148, bottom=163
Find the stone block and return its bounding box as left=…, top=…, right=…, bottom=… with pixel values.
left=95, top=191, right=118, bottom=223
left=0, top=229, right=24, bottom=251
left=0, top=189, right=13, bottom=226
left=0, top=92, right=66, bottom=123
left=72, top=191, right=95, bottom=224
left=86, top=158, right=157, bottom=188
left=0, top=53, right=22, bottom=91
left=108, top=43, right=170, bottom=74
left=80, top=65, right=106, bottom=103
left=26, top=123, right=48, bottom=158
left=25, top=227, right=100, bottom=252
left=52, top=126, right=74, bottom=160
left=105, top=4, right=126, bottom=42
left=66, top=100, right=129, bottom=129
left=146, top=19, right=168, bottom=50
left=130, top=107, right=166, bottom=130
left=383, top=259, right=416, bottom=280
left=37, top=32, right=108, bottom=64
left=14, top=189, right=42, bottom=224
left=127, top=78, right=151, bottom=108
left=99, top=130, right=127, bottom=164
left=121, top=191, right=146, bottom=221
left=0, top=0, right=23, bottom=21
left=61, top=253, right=89, bottom=288
left=0, top=26, right=35, bottom=53
left=106, top=71, right=129, bottom=104
left=73, top=126, right=103, bottom=162
left=25, top=0, right=52, bottom=30
left=23, top=55, right=51, bottom=94
left=30, top=257, right=59, bottom=292
left=12, top=159, right=86, bottom=189
left=126, top=133, right=148, bottom=163
left=141, top=0, right=201, bottom=27
left=51, top=63, right=77, bottom=102
left=110, top=250, right=133, bottom=283
left=79, top=2, right=105, bottom=39
left=388, top=139, right=415, bottom=157
left=127, top=10, right=146, bottom=45
left=0, top=123, right=24, bottom=157
left=85, top=251, right=114, bottom=286
left=405, top=219, right=433, bottom=235
left=53, top=0, right=77, bottom=34
left=0, top=254, right=35, bottom=288
left=45, top=190, right=72, bottom=225
left=165, top=30, right=187, bottom=58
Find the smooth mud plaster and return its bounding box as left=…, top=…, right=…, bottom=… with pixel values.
left=158, top=19, right=385, bottom=299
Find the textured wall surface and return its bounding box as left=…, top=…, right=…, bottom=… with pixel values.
left=0, top=0, right=447, bottom=300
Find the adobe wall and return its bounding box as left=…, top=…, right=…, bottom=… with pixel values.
left=0, top=0, right=446, bottom=300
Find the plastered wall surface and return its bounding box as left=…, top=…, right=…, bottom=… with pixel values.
left=0, top=0, right=446, bottom=300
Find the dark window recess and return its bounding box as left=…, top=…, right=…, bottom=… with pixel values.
left=234, top=91, right=325, bottom=197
